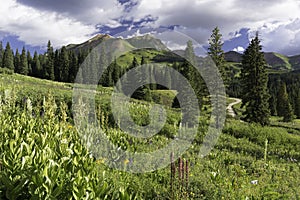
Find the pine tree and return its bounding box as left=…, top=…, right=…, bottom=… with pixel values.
left=208, top=27, right=228, bottom=84
left=27, top=50, right=32, bottom=75
left=54, top=49, right=60, bottom=81
left=3, top=42, right=14, bottom=70
left=68, top=51, right=78, bottom=83
left=277, top=82, right=294, bottom=122
left=32, top=51, right=41, bottom=77
left=20, top=47, right=29, bottom=75
left=14, top=49, right=21, bottom=73
left=177, top=61, right=198, bottom=127
left=241, top=33, right=270, bottom=126
left=39, top=54, right=46, bottom=78
left=183, top=40, right=206, bottom=110
left=45, top=40, right=55, bottom=80
left=99, top=45, right=108, bottom=79
left=0, top=41, right=3, bottom=68
left=184, top=40, right=196, bottom=66
left=295, top=90, right=300, bottom=119
left=111, top=58, right=120, bottom=85
left=129, top=57, right=144, bottom=100
left=164, top=65, right=172, bottom=89
left=149, top=64, right=157, bottom=90
left=141, top=56, right=146, bottom=66
left=208, top=27, right=227, bottom=128
left=59, top=46, right=69, bottom=82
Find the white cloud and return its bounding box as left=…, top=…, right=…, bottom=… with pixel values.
left=128, top=0, right=300, bottom=54
left=16, top=0, right=124, bottom=25
left=0, top=0, right=125, bottom=48
left=2, top=0, right=300, bottom=55
left=233, top=46, right=245, bottom=53
left=254, top=19, right=300, bottom=55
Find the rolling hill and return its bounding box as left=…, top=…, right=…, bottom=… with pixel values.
left=224, top=51, right=299, bottom=71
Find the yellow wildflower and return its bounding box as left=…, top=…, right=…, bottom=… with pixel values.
left=124, top=159, right=130, bottom=165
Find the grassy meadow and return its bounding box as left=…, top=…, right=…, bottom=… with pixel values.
left=0, top=72, right=299, bottom=199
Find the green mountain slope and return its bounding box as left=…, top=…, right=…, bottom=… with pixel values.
left=289, top=54, right=300, bottom=70
left=224, top=51, right=293, bottom=71
left=65, top=34, right=300, bottom=73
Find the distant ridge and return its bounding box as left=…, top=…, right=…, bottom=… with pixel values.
left=65, top=34, right=300, bottom=71
left=224, top=51, right=298, bottom=71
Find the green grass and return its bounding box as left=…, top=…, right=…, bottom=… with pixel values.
left=274, top=53, right=292, bottom=70
left=117, top=49, right=164, bottom=67
left=0, top=73, right=300, bottom=199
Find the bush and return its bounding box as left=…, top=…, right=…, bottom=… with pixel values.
left=0, top=68, right=13, bottom=75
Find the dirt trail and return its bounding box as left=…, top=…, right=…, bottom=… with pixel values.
left=227, top=98, right=242, bottom=117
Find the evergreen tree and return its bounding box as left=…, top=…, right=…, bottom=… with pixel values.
left=184, top=40, right=196, bottom=66
left=111, top=58, right=121, bottom=85
left=99, top=45, right=108, bottom=79
left=208, top=27, right=228, bottom=84
left=27, top=50, right=32, bottom=75
left=140, top=56, right=152, bottom=101
left=149, top=64, right=157, bottom=90
left=3, top=42, right=14, bottom=70
left=164, top=65, right=172, bottom=89
left=295, top=90, right=300, bottom=119
left=14, top=49, right=21, bottom=73
left=68, top=51, right=78, bottom=82
left=178, top=41, right=200, bottom=125
left=141, top=56, right=146, bottom=66
left=277, top=82, right=294, bottom=122
left=39, top=54, right=46, bottom=78
left=208, top=27, right=227, bottom=128
left=59, top=46, right=69, bottom=82
left=45, top=41, right=55, bottom=80
left=177, top=60, right=198, bottom=127
left=241, top=34, right=270, bottom=126
left=130, top=57, right=138, bottom=69
left=32, top=51, right=41, bottom=77
left=54, top=49, right=60, bottom=81
left=20, top=47, right=29, bottom=75
left=129, top=57, right=144, bottom=99
left=0, top=41, right=3, bottom=68
left=183, top=40, right=206, bottom=110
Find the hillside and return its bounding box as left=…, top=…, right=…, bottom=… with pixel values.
left=0, top=69, right=300, bottom=199
left=289, top=54, right=300, bottom=69
left=224, top=51, right=299, bottom=71
left=66, top=35, right=300, bottom=73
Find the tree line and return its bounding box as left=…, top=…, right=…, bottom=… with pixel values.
left=0, top=41, right=83, bottom=82
left=0, top=29, right=298, bottom=125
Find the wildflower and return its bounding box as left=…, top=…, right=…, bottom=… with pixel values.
left=211, top=171, right=217, bottom=178
left=250, top=180, right=258, bottom=185
left=61, top=138, right=68, bottom=144
left=97, top=158, right=105, bottom=164
left=68, top=125, right=73, bottom=129
left=124, top=159, right=130, bottom=165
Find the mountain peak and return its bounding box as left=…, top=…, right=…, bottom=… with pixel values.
left=88, top=34, right=111, bottom=43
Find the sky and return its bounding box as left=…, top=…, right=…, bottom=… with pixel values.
left=0, top=0, right=300, bottom=56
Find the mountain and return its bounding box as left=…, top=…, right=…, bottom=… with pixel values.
left=264, top=52, right=291, bottom=70
left=66, top=34, right=300, bottom=72
left=224, top=51, right=243, bottom=63
left=224, top=51, right=293, bottom=71
left=289, top=54, right=300, bottom=70
left=66, top=33, right=169, bottom=53
left=64, top=34, right=176, bottom=67
left=66, top=34, right=112, bottom=52
left=125, top=34, right=169, bottom=51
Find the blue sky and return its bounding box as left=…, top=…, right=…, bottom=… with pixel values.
left=1, top=0, right=300, bottom=56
